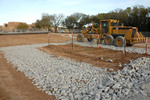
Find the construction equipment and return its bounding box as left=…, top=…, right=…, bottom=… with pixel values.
left=77, top=19, right=146, bottom=47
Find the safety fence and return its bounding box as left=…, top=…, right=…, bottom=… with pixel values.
left=0, top=29, right=82, bottom=35
left=58, top=29, right=81, bottom=33
left=0, top=29, right=149, bottom=36
left=0, top=29, right=49, bottom=35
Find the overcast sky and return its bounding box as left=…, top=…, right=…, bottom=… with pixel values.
left=0, top=0, right=150, bottom=25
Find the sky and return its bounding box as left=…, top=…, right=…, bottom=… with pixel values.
left=0, top=0, right=150, bottom=25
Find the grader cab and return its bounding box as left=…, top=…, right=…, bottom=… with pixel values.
left=77, top=19, right=146, bottom=47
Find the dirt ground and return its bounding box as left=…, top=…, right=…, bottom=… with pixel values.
left=0, top=33, right=70, bottom=100
left=0, top=51, right=56, bottom=100
left=0, top=33, right=71, bottom=47
left=39, top=44, right=150, bottom=71
left=0, top=33, right=149, bottom=100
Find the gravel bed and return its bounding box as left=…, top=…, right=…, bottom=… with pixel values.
left=0, top=42, right=150, bottom=100
left=74, top=41, right=150, bottom=55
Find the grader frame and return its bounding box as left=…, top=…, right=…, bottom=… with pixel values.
left=77, top=19, right=146, bottom=47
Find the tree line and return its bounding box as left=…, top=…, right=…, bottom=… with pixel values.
left=35, top=5, right=150, bottom=32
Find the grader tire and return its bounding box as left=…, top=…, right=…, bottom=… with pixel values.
left=92, top=39, right=99, bottom=44
left=114, top=36, right=126, bottom=47
left=87, top=35, right=93, bottom=42
left=77, top=34, right=84, bottom=42
left=104, top=35, right=114, bottom=45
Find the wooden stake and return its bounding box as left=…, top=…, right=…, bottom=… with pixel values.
left=97, top=35, right=99, bottom=48
left=123, top=41, right=126, bottom=59
left=48, top=33, right=50, bottom=46
left=72, top=33, right=74, bottom=50
left=145, top=37, right=148, bottom=55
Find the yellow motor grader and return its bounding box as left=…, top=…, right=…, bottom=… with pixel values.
left=77, top=19, right=146, bottom=47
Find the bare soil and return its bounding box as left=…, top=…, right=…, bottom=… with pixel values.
left=0, top=51, right=56, bottom=100
left=0, top=33, right=71, bottom=100
left=0, top=33, right=71, bottom=47
left=39, top=44, right=150, bottom=71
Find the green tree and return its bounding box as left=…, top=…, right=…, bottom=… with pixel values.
left=78, top=14, right=90, bottom=29
left=71, top=13, right=85, bottom=28
left=138, top=6, right=149, bottom=31
left=96, top=5, right=150, bottom=31
left=35, top=13, right=51, bottom=29
left=41, top=13, right=51, bottom=29
left=147, top=7, right=150, bottom=31
left=17, top=23, right=28, bottom=29
left=89, top=15, right=100, bottom=25
left=129, top=5, right=149, bottom=31
left=63, top=13, right=90, bottom=29
left=35, top=20, right=42, bottom=29
left=62, top=16, right=76, bottom=29
left=35, top=5, right=150, bottom=32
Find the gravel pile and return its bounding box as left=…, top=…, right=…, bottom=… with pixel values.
left=0, top=42, right=150, bottom=100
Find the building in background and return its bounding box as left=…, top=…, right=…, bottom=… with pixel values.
left=1, top=22, right=35, bottom=31
left=0, top=25, right=2, bottom=30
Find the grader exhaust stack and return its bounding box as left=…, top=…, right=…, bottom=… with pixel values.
left=77, top=19, right=146, bottom=47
